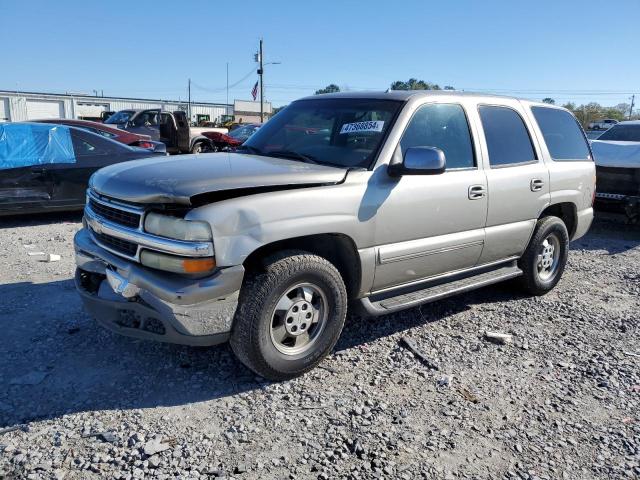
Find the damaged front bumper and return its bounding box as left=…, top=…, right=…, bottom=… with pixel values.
left=74, top=228, right=243, bottom=346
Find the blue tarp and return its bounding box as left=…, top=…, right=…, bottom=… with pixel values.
left=0, top=123, right=76, bottom=170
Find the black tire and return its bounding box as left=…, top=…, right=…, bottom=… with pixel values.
left=191, top=142, right=204, bottom=154
left=230, top=250, right=348, bottom=380
left=517, top=216, right=569, bottom=296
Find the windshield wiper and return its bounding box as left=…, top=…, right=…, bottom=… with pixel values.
left=266, top=149, right=320, bottom=164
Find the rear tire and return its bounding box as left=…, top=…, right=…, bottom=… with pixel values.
left=191, top=142, right=204, bottom=154
left=517, top=216, right=569, bottom=296
left=230, top=251, right=348, bottom=381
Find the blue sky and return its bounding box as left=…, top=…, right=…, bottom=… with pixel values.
left=1, top=0, right=638, bottom=107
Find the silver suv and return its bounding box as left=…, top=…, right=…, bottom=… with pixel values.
left=74, top=91, right=595, bottom=380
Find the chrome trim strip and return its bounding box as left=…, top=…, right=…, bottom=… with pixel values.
left=595, top=192, right=629, bottom=200
left=87, top=189, right=146, bottom=217
left=84, top=206, right=214, bottom=259
left=378, top=240, right=485, bottom=265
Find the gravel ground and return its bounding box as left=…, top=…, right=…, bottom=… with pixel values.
left=0, top=213, right=638, bottom=480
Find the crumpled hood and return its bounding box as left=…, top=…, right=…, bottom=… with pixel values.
left=90, top=152, right=347, bottom=205
left=591, top=140, right=640, bottom=168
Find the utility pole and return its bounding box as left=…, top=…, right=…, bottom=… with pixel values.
left=188, top=78, right=191, bottom=123
left=258, top=38, right=264, bottom=123
left=630, top=95, right=635, bottom=120
left=226, top=62, right=229, bottom=107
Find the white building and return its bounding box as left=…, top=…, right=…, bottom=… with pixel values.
left=0, top=90, right=233, bottom=125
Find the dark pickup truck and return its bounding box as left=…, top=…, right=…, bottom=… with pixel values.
left=105, top=109, right=209, bottom=154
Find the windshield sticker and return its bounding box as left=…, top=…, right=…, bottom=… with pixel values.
left=339, top=121, right=385, bottom=134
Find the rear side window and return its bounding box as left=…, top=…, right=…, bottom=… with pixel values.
left=479, top=106, right=536, bottom=167
left=400, top=103, right=475, bottom=169
left=531, top=107, right=591, bottom=161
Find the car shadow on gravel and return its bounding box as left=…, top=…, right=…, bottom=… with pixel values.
left=0, top=277, right=526, bottom=430
left=577, top=213, right=640, bottom=254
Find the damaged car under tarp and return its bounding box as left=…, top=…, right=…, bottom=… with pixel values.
left=591, top=121, right=640, bottom=222
left=0, top=122, right=166, bottom=216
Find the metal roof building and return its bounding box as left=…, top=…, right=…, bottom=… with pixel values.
left=0, top=90, right=233, bottom=124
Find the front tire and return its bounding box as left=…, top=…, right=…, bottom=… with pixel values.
left=230, top=251, right=348, bottom=380
left=517, top=216, right=569, bottom=295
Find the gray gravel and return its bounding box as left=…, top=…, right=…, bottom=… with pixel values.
left=0, top=212, right=638, bottom=480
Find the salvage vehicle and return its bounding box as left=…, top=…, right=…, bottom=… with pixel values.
left=202, top=123, right=261, bottom=151
left=0, top=123, right=165, bottom=216
left=105, top=109, right=226, bottom=154
left=35, top=118, right=163, bottom=150
left=587, top=118, right=618, bottom=131
left=591, top=120, right=640, bottom=222
left=74, top=91, right=595, bottom=380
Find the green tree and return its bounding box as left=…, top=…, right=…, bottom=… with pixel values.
left=315, top=84, right=340, bottom=95
left=542, top=98, right=555, bottom=104
left=390, top=78, right=443, bottom=91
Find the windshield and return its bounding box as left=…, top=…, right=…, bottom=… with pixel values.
left=243, top=98, right=403, bottom=168
left=597, top=124, right=640, bottom=142
left=105, top=110, right=134, bottom=125
left=229, top=124, right=260, bottom=141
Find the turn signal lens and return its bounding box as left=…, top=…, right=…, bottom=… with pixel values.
left=140, top=250, right=216, bottom=275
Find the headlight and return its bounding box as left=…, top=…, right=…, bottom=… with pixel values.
left=140, top=250, right=216, bottom=275
left=144, top=212, right=212, bottom=241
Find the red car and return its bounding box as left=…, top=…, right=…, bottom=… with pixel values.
left=34, top=118, right=158, bottom=149
left=202, top=123, right=261, bottom=151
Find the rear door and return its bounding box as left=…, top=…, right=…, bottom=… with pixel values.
left=475, top=102, right=550, bottom=264
left=0, top=164, right=54, bottom=213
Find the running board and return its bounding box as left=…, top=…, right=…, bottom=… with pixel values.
left=359, top=265, right=523, bottom=316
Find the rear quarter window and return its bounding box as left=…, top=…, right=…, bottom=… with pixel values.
left=531, top=106, right=591, bottom=161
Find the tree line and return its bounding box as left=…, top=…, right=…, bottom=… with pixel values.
left=272, top=81, right=640, bottom=127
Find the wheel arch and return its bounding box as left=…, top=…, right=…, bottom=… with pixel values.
left=539, top=202, right=577, bottom=239
left=242, top=233, right=362, bottom=299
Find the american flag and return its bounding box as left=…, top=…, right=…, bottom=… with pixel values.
left=251, top=81, right=259, bottom=101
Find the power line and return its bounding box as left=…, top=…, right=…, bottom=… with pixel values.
left=190, top=66, right=257, bottom=93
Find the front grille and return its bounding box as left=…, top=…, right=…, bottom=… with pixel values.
left=93, top=232, right=138, bottom=257
left=596, top=166, right=640, bottom=197
left=89, top=198, right=141, bottom=228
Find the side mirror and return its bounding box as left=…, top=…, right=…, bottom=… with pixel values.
left=388, top=146, right=446, bottom=176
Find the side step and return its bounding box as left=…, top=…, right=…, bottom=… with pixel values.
left=360, top=265, right=523, bottom=316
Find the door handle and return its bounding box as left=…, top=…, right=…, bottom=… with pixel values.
left=468, top=185, right=486, bottom=200
left=530, top=178, right=545, bottom=192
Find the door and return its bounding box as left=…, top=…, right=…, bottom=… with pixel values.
left=0, top=98, right=9, bottom=122
left=126, top=109, right=161, bottom=140
left=371, top=102, right=488, bottom=291
left=26, top=100, right=64, bottom=119
left=172, top=111, right=191, bottom=152
left=0, top=164, right=54, bottom=213
left=476, top=104, right=550, bottom=264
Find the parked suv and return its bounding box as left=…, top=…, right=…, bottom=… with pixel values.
left=74, top=91, right=595, bottom=380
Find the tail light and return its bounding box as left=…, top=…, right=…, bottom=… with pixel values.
left=136, top=141, right=155, bottom=149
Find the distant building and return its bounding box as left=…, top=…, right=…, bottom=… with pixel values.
left=0, top=90, right=233, bottom=124
left=233, top=100, right=273, bottom=124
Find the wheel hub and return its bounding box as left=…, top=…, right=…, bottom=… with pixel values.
left=269, top=283, right=328, bottom=355
left=284, top=299, right=316, bottom=336
left=537, top=234, right=560, bottom=281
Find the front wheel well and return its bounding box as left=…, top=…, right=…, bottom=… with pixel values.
left=539, top=202, right=577, bottom=238
left=242, top=234, right=361, bottom=299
